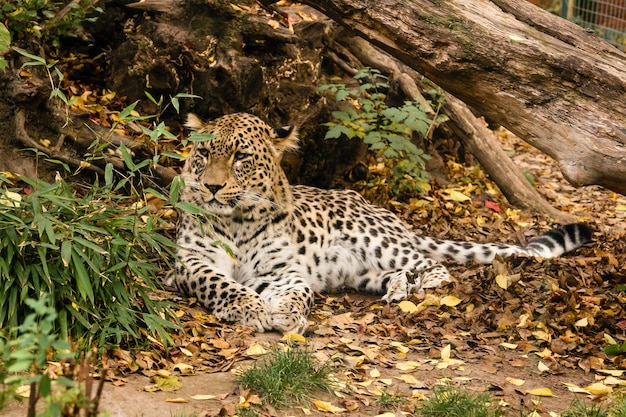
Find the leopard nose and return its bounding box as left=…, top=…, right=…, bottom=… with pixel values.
left=205, top=183, right=225, bottom=195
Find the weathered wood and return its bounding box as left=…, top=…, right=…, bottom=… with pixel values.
left=299, top=0, right=626, bottom=195
left=333, top=33, right=574, bottom=218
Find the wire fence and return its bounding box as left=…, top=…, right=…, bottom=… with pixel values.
left=562, top=0, right=626, bottom=50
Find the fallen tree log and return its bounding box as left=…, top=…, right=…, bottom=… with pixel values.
left=299, top=0, right=626, bottom=195
left=330, top=33, right=576, bottom=219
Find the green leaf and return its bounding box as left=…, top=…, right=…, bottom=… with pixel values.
left=363, top=131, right=382, bottom=145
left=168, top=178, right=181, bottom=204
left=104, top=162, right=114, bottom=186
left=13, top=47, right=47, bottom=65
left=39, top=374, right=52, bottom=397
left=603, top=342, right=626, bottom=355
left=117, top=101, right=139, bottom=122
left=325, top=124, right=350, bottom=140
left=336, top=90, right=350, bottom=101
left=118, top=143, right=136, bottom=171
left=144, top=91, right=162, bottom=107
left=71, top=248, right=95, bottom=303
left=0, top=23, right=11, bottom=53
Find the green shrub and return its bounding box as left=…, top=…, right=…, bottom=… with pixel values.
left=319, top=68, right=446, bottom=197
left=0, top=174, right=178, bottom=349
left=0, top=0, right=102, bottom=50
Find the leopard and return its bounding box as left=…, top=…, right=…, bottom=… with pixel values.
left=169, top=112, right=592, bottom=335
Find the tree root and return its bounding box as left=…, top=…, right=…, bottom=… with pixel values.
left=14, top=107, right=177, bottom=185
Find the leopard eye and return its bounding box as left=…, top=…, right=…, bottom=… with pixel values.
left=197, top=147, right=209, bottom=157
left=233, top=151, right=250, bottom=161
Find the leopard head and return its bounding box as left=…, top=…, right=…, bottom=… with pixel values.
left=181, top=113, right=298, bottom=217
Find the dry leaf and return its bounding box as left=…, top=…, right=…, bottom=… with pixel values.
left=441, top=295, right=462, bottom=307
left=398, top=300, right=418, bottom=313
left=444, top=189, right=471, bottom=202
left=505, top=377, right=525, bottom=386
left=396, top=361, right=421, bottom=371
left=396, top=374, right=419, bottom=385
left=312, top=399, right=347, bottom=413
left=495, top=274, right=509, bottom=290
left=282, top=333, right=307, bottom=343
left=245, top=343, right=267, bottom=356
left=537, top=361, right=550, bottom=373
left=165, top=398, right=187, bottom=403
left=584, top=382, right=612, bottom=395
left=574, top=317, right=588, bottom=327
left=189, top=394, right=217, bottom=400
left=526, top=387, right=553, bottom=397
left=563, top=382, right=590, bottom=394
left=598, top=369, right=625, bottom=377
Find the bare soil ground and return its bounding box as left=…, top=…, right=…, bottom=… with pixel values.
left=4, top=131, right=625, bottom=417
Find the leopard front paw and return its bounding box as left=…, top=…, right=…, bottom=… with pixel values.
left=232, top=296, right=273, bottom=333
left=272, top=313, right=309, bottom=335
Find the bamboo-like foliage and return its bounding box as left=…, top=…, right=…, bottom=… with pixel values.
left=0, top=175, right=178, bottom=348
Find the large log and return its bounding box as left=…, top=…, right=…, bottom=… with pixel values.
left=298, top=0, right=626, bottom=195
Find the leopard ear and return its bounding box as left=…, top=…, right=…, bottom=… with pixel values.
left=272, top=125, right=299, bottom=155
left=185, top=113, right=208, bottom=132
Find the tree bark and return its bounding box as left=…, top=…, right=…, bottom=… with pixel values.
left=299, top=0, right=626, bottom=195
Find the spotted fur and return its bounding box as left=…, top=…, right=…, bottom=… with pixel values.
left=169, top=113, right=592, bottom=334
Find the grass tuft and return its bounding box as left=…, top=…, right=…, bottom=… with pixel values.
left=237, top=345, right=335, bottom=407
left=417, top=384, right=504, bottom=417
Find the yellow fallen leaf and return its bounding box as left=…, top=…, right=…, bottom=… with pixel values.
left=165, top=398, right=187, bottom=403
left=391, top=341, right=410, bottom=353
left=526, top=388, right=553, bottom=397
left=563, top=382, right=590, bottom=394
left=179, top=347, right=193, bottom=357
left=505, top=377, right=525, bottom=386
left=500, top=342, right=518, bottom=349
left=356, top=379, right=374, bottom=387
left=396, top=374, right=419, bottom=385
left=374, top=413, right=396, bottom=417
left=532, top=330, right=551, bottom=342
left=151, top=375, right=182, bottom=392
left=615, top=204, right=626, bottom=211
left=398, top=300, right=418, bottom=313
left=441, top=295, right=462, bottom=307
left=312, top=399, right=347, bottom=413
left=189, top=394, right=217, bottom=400
left=603, top=376, right=624, bottom=386
left=495, top=274, right=509, bottom=290
left=282, top=333, right=307, bottom=343
left=538, top=361, right=550, bottom=373
left=444, top=189, right=471, bottom=202
left=598, top=369, right=625, bottom=377
left=370, top=368, right=381, bottom=378
left=441, top=344, right=451, bottom=360
left=245, top=343, right=267, bottom=356
left=574, top=317, right=588, bottom=327
left=396, top=361, right=421, bottom=371
left=584, top=382, right=612, bottom=395
left=172, top=363, right=194, bottom=374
